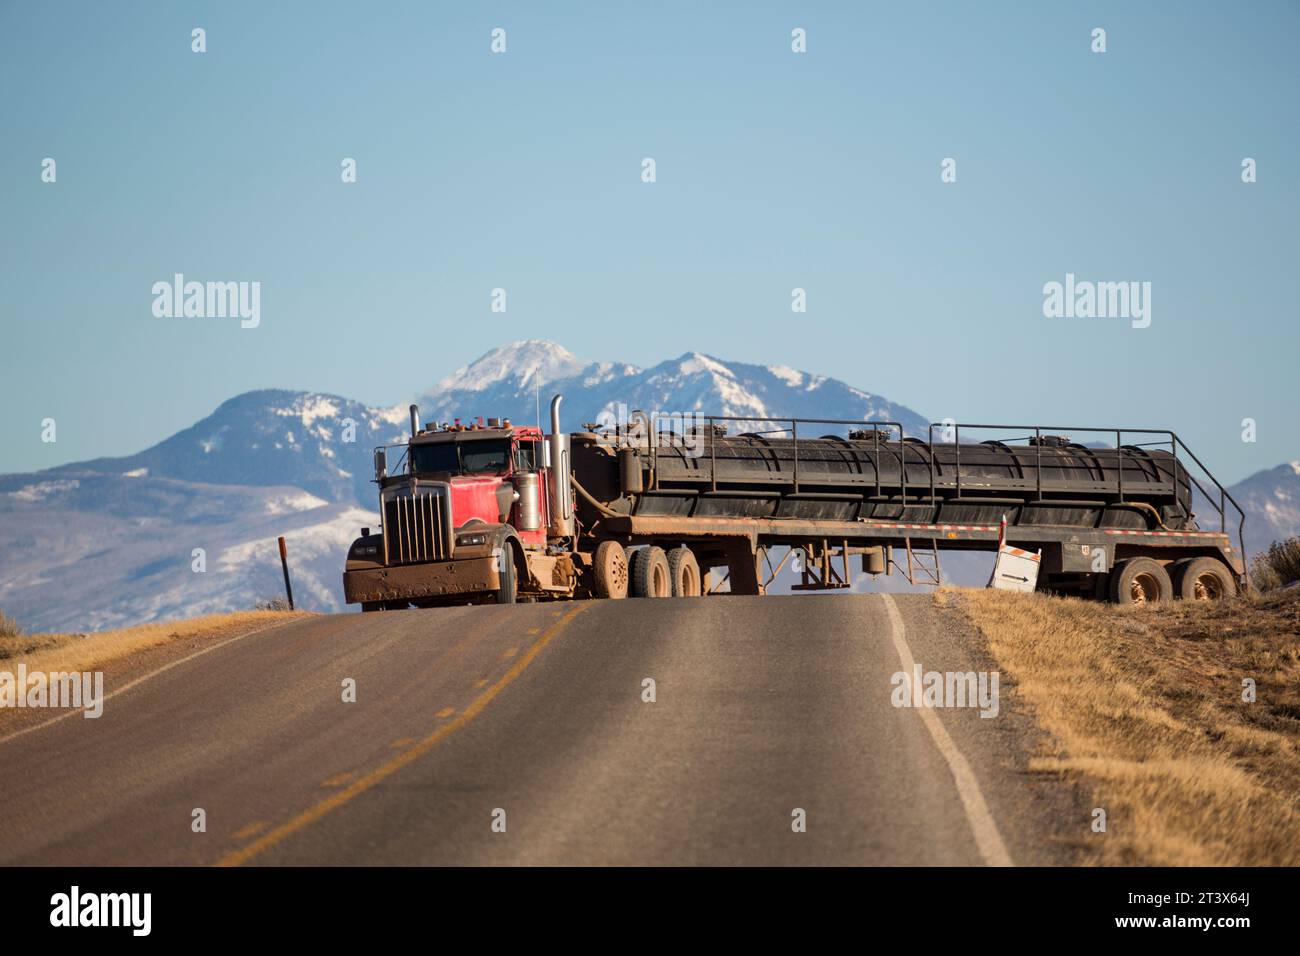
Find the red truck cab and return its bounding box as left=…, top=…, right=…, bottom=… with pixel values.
left=343, top=408, right=571, bottom=610
left=406, top=420, right=551, bottom=551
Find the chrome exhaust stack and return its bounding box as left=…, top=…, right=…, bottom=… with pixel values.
left=409, top=403, right=421, bottom=437
left=548, top=394, right=574, bottom=537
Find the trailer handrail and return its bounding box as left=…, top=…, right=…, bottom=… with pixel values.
left=943, top=423, right=1248, bottom=569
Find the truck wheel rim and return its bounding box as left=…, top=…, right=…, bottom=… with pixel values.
left=1130, top=573, right=1160, bottom=604
left=682, top=565, right=698, bottom=596
left=1193, top=574, right=1222, bottom=601
left=653, top=565, right=668, bottom=596
left=604, top=550, right=627, bottom=595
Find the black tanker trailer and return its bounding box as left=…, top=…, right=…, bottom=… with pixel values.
left=564, top=410, right=1245, bottom=605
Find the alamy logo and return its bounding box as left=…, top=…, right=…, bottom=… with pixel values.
left=50, top=886, right=151, bottom=936
left=151, top=273, right=261, bottom=328
left=1042, top=273, right=1151, bottom=328
left=890, top=664, right=1000, bottom=718
left=0, top=665, right=104, bottom=718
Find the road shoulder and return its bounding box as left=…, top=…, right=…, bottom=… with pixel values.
left=887, top=592, right=1091, bottom=866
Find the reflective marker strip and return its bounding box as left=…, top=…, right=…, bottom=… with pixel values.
left=1102, top=529, right=1227, bottom=538
left=860, top=521, right=1227, bottom=539
left=1001, top=547, right=1040, bottom=561
left=863, top=523, right=1000, bottom=532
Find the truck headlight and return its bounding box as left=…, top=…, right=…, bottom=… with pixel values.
left=456, top=533, right=488, bottom=547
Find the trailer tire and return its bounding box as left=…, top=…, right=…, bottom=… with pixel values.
left=593, top=541, right=629, bottom=599
left=1171, top=557, right=1236, bottom=601
left=1108, top=557, right=1173, bottom=605
left=493, top=549, right=518, bottom=604
left=631, top=546, right=671, bottom=598
left=666, top=547, right=701, bottom=597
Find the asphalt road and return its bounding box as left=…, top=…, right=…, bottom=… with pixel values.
left=0, top=594, right=1078, bottom=866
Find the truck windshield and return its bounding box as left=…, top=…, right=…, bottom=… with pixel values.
left=410, top=439, right=511, bottom=476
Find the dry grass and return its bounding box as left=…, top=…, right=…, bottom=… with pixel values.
left=1251, top=536, right=1300, bottom=592
left=0, top=609, right=21, bottom=640
left=958, top=587, right=1300, bottom=866
left=0, top=610, right=312, bottom=677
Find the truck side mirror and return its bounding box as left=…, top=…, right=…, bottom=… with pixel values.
left=374, top=447, right=387, bottom=481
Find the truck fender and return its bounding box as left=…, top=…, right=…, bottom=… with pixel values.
left=464, top=522, right=529, bottom=585
left=344, top=530, right=385, bottom=570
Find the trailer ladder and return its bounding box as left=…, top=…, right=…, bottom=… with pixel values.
left=898, top=537, right=943, bottom=587
left=788, top=539, right=854, bottom=591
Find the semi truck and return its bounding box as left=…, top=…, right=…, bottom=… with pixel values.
left=342, top=396, right=1247, bottom=609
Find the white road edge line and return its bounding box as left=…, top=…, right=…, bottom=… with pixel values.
left=0, top=617, right=304, bottom=747
left=880, top=594, right=1014, bottom=867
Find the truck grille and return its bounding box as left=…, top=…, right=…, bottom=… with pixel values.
left=383, top=490, right=450, bottom=565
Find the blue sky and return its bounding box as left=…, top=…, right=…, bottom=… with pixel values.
left=2, top=1, right=1296, bottom=483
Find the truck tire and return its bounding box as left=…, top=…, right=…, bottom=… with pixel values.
left=666, top=547, right=701, bottom=597
left=1107, top=557, right=1173, bottom=605
left=1171, top=557, right=1236, bottom=601
left=593, top=541, right=629, bottom=599
left=631, top=546, right=671, bottom=598
left=494, top=550, right=518, bottom=604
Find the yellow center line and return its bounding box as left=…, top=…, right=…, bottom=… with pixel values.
left=215, top=603, right=591, bottom=867
left=231, top=821, right=268, bottom=840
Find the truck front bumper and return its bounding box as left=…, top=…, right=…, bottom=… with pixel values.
left=343, top=557, right=501, bottom=605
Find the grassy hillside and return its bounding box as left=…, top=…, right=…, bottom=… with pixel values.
left=957, top=587, right=1300, bottom=865
left=0, top=609, right=310, bottom=675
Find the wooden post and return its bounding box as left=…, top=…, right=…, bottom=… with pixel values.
left=277, top=536, right=295, bottom=610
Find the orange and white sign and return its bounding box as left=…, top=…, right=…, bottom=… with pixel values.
left=988, top=515, right=1041, bottom=593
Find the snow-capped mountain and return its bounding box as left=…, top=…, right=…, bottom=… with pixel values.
left=428, top=340, right=608, bottom=395
left=420, top=341, right=929, bottom=440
